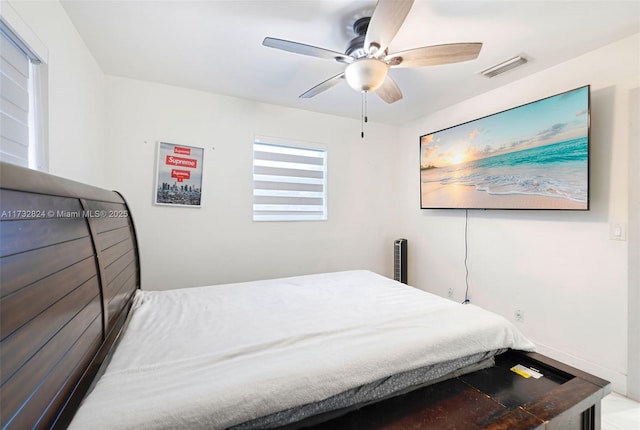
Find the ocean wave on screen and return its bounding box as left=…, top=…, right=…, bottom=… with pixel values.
left=422, top=137, right=588, bottom=203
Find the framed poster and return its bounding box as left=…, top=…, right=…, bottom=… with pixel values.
left=155, top=142, right=204, bottom=207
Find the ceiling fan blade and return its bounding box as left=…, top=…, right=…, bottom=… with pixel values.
left=375, top=75, right=403, bottom=104
left=364, top=0, right=414, bottom=56
left=300, top=73, right=345, bottom=99
left=386, top=43, right=483, bottom=68
left=263, top=37, right=353, bottom=64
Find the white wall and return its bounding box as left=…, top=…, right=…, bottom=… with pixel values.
left=395, top=34, right=640, bottom=394
left=104, top=76, right=399, bottom=290
left=5, top=0, right=105, bottom=186
left=628, top=86, right=640, bottom=401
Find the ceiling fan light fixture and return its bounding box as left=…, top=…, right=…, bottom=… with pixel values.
left=345, top=58, right=390, bottom=92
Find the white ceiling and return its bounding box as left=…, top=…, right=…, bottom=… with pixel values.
left=60, top=0, right=639, bottom=125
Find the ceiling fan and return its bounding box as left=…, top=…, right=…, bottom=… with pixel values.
left=262, top=0, right=483, bottom=104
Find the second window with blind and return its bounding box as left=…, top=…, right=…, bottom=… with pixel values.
left=0, top=18, right=47, bottom=171
left=253, top=137, right=327, bottom=221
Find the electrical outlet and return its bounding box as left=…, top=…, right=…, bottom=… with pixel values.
left=514, top=309, right=524, bottom=323
left=447, top=288, right=454, bottom=299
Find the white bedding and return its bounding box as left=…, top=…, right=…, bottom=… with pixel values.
left=69, top=270, right=535, bottom=430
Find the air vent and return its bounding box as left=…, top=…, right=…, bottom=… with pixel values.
left=480, top=56, right=528, bottom=78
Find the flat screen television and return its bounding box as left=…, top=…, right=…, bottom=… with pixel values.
left=420, top=85, right=590, bottom=210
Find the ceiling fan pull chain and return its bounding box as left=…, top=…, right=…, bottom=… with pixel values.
left=360, top=91, right=370, bottom=139
left=361, top=91, right=365, bottom=138
left=365, top=91, right=368, bottom=124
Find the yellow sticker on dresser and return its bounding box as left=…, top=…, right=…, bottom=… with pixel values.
left=511, top=364, right=544, bottom=379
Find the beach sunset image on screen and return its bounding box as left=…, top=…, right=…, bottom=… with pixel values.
left=420, top=86, right=590, bottom=210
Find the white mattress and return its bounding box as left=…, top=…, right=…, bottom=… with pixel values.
left=69, top=270, right=535, bottom=430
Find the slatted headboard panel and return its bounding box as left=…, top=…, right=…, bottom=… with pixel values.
left=0, top=162, right=140, bottom=429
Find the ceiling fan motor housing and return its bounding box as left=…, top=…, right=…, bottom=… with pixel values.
left=345, top=17, right=370, bottom=58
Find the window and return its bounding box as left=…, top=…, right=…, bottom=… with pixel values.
left=0, top=15, right=47, bottom=170
left=253, top=137, right=327, bottom=221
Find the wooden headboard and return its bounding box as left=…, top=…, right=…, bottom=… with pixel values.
left=0, top=162, right=141, bottom=429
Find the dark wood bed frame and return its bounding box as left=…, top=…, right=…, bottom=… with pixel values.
left=0, top=162, right=611, bottom=430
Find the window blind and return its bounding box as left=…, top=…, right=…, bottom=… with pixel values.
left=0, top=29, right=30, bottom=167
left=253, top=141, right=327, bottom=221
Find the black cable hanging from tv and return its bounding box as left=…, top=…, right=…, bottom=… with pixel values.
left=463, top=209, right=470, bottom=304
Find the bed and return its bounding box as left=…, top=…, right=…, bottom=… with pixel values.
left=0, top=161, right=611, bottom=430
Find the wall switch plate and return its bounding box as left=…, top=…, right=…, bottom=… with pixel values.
left=610, top=222, right=627, bottom=241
